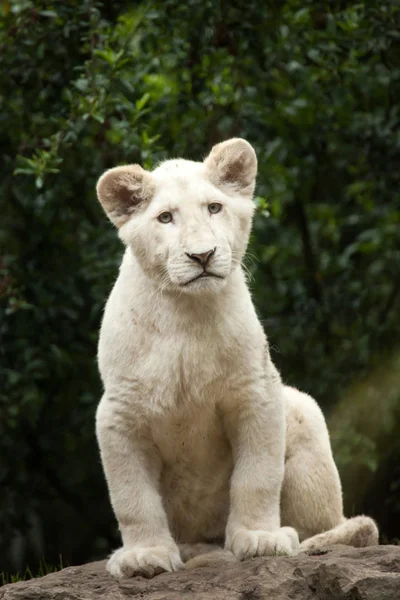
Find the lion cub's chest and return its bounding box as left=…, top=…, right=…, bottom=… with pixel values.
left=151, top=403, right=232, bottom=542
left=140, top=320, right=240, bottom=412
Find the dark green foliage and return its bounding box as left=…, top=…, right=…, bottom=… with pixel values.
left=1, top=0, right=400, bottom=574
left=0, top=556, right=64, bottom=586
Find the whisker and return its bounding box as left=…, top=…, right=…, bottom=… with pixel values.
left=231, top=257, right=255, bottom=283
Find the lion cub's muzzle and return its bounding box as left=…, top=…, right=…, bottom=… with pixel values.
left=185, top=247, right=216, bottom=268
left=182, top=247, right=226, bottom=286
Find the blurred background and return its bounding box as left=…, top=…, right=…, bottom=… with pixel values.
left=1, top=0, right=400, bottom=579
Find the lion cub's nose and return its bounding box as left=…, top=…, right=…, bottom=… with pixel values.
left=186, top=248, right=216, bottom=267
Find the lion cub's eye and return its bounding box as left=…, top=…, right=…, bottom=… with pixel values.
left=208, top=203, right=222, bottom=214
left=158, top=211, right=173, bottom=224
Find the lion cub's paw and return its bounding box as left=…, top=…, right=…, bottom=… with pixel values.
left=227, top=526, right=299, bottom=560
left=107, top=544, right=183, bottom=578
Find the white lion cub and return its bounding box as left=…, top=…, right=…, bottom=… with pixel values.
left=95, top=138, right=378, bottom=578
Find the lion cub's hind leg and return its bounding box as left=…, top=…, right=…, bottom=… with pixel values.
left=281, top=387, right=379, bottom=552
left=299, top=516, right=379, bottom=553
left=281, top=387, right=344, bottom=542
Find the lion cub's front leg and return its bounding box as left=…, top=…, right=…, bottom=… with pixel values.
left=223, top=373, right=299, bottom=559
left=96, top=396, right=183, bottom=578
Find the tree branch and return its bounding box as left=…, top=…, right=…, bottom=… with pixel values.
left=292, top=193, right=323, bottom=305
left=379, top=274, right=400, bottom=325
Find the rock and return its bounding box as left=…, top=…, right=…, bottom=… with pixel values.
left=1, top=545, right=399, bottom=600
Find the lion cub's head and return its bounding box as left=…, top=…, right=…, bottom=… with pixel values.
left=96, top=138, right=257, bottom=295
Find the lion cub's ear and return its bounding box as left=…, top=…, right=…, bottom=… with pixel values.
left=204, top=138, right=257, bottom=198
left=96, top=165, right=155, bottom=227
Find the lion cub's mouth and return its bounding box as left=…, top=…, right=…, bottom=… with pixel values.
left=183, top=271, right=224, bottom=286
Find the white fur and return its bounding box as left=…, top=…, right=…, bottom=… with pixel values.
left=95, top=139, right=378, bottom=578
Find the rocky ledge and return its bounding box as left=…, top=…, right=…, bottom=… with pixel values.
left=1, top=545, right=400, bottom=600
